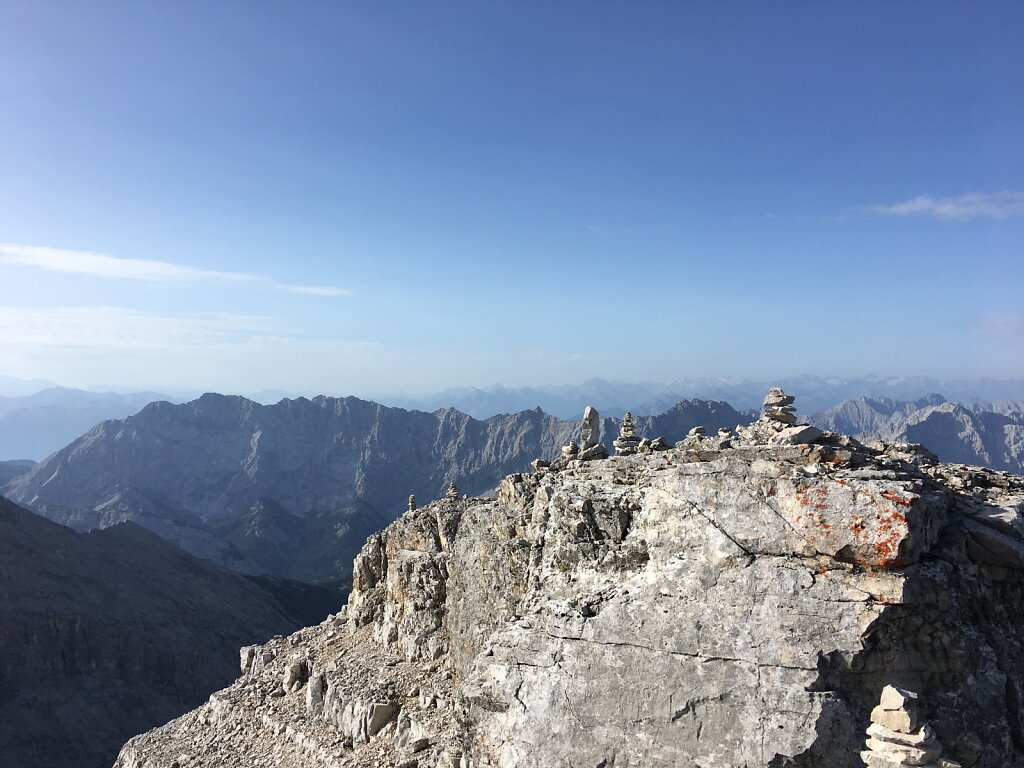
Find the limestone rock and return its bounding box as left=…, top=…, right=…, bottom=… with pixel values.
left=578, top=443, right=608, bottom=461
left=580, top=406, right=600, bottom=451
left=770, top=424, right=824, bottom=445
left=115, top=429, right=1024, bottom=768
left=880, top=685, right=918, bottom=712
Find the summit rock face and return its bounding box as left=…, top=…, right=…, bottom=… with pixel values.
left=114, top=406, right=1024, bottom=768
left=4, top=394, right=743, bottom=583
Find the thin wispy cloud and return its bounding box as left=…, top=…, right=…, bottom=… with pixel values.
left=863, top=191, right=1024, bottom=221
left=0, top=244, right=351, bottom=297
left=0, top=306, right=378, bottom=393
left=975, top=312, right=1024, bottom=340
left=0, top=306, right=374, bottom=351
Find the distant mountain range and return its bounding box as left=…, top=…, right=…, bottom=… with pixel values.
left=0, top=458, right=35, bottom=484
left=4, top=394, right=744, bottom=584
left=5, top=382, right=1024, bottom=588
left=810, top=395, right=1024, bottom=473
left=0, top=387, right=173, bottom=460
left=0, top=494, right=338, bottom=768
left=380, top=375, right=1024, bottom=419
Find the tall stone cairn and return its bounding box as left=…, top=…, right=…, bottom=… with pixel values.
left=580, top=406, right=599, bottom=451
left=613, top=413, right=640, bottom=456
left=861, top=685, right=959, bottom=767
left=578, top=406, right=608, bottom=461
left=408, top=494, right=416, bottom=512
left=446, top=482, right=459, bottom=501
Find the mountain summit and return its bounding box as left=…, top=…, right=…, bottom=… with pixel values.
left=114, top=394, right=1024, bottom=767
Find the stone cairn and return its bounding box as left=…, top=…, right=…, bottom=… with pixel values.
left=763, top=386, right=798, bottom=426
left=613, top=412, right=640, bottom=456
left=446, top=482, right=459, bottom=501
left=546, top=407, right=610, bottom=471
left=862, top=685, right=959, bottom=768
left=578, top=406, right=608, bottom=461
left=735, top=387, right=823, bottom=446
left=408, top=494, right=416, bottom=512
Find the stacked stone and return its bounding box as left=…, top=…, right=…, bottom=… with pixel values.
left=578, top=406, right=609, bottom=461
left=613, top=413, right=640, bottom=456
left=736, top=387, right=822, bottom=445
left=446, top=482, right=459, bottom=501
left=408, top=495, right=417, bottom=512
left=861, top=685, right=958, bottom=767
left=762, top=387, right=797, bottom=426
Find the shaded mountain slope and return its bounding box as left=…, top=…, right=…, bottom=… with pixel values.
left=0, top=495, right=327, bottom=768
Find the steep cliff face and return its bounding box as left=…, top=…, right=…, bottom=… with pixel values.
left=114, top=426, right=1024, bottom=767
left=0, top=496, right=319, bottom=768
left=5, top=394, right=743, bottom=582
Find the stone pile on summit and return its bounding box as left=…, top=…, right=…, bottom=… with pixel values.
left=735, top=386, right=824, bottom=446
left=577, top=406, right=608, bottom=461
left=763, top=386, right=797, bottom=424
left=862, top=685, right=958, bottom=768
left=612, top=411, right=640, bottom=455
left=549, top=407, right=608, bottom=470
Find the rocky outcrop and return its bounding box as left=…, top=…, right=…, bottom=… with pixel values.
left=115, top=406, right=1024, bottom=767
left=813, top=397, right=1024, bottom=474
left=4, top=394, right=743, bottom=583
left=0, top=495, right=331, bottom=768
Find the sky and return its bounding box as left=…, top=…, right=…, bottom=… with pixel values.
left=1, top=2, right=1023, bottom=398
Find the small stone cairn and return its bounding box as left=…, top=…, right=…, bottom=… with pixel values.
left=408, top=494, right=417, bottom=512
left=763, top=386, right=797, bottom=426
left=861, top=685, right=959, bottom=768
left=446, top=482, right=459, bottom=501
left=613, top=413, right=640, bottom=456
left=736, top=387, right=823, bottom=446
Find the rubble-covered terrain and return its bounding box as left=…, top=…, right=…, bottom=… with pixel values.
left=115, top=395, right=1024, bottom=767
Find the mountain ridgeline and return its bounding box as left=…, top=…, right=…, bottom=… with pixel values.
left=4, top=394, right=744, bottom=584
left=812, top=395, right=1024, bottom=474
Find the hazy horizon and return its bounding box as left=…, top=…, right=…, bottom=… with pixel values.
left=2, top=3, right=1023, bottom=393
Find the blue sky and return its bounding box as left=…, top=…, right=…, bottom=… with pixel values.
left=1, top=2, right=1022, bottom=396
